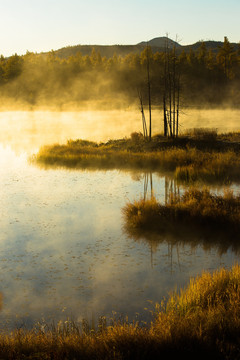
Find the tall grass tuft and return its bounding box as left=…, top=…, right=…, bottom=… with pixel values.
left=184, top=127, right=218, bottom=140
left=123, top=188, right=240, bottom=254
left=123, top=188, right=240, bottom=230
left=152, top=264, right=240, bottom=359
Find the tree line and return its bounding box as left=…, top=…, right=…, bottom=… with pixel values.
left=0, top=37, right=239, bottom=109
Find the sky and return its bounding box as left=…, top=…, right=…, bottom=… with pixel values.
left=0, top=0, right=239, bottom=56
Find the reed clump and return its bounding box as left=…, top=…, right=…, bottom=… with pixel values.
left=184, top=127, right=218, bottom=141
left=175, top=150, right=240, bottom=183
left=152, top=264, right=240, bottom=359
left=0, top=265, right=239, bottom=359
left=123, top=188, right=240, bottom=232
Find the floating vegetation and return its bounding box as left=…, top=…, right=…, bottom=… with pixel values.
left=31, top=132, right=240, bottom=184
left=0, top=265, right=239, bottom=359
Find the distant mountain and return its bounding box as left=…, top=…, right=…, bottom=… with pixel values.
left=53, top=44, right=144, bottom=59
left=137, top=36, right=181, bottom=49
left=182, top=40, right=239, bottom=52
left=53, top=37, right=181, bottom=59
left=48, top=37, right=239, bottom=59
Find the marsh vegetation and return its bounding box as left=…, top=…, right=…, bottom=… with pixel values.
left=0, top=265, right=239, bottom=359
left=32, top=130, right=240, bottom=184
left=123, top=188, right=240, bottom=251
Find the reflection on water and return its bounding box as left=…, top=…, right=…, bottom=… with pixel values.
left=143, top=173, right=180, bottom=204
left=0, top=110, right=239, bottom=330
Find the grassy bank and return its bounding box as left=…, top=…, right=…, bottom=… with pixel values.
left=0, top=265, right=239, bottom=359
left=32, top=131, right=240, bottom=183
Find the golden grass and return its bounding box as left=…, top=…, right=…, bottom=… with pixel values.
left=122, top=188, right=240, bottom=255
left=0, top=265, right=239, bottom=359
left=123, top=188, right=240, bottom=231
left=31, top=132, right=240, bottom=183
left=175, top=150, right=240, bottom=183
left=152, top=264, right=240, bottom=358
left=184, top=127, right=218, bottom=138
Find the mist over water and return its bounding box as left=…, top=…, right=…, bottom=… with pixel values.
left=0, top=108, right=240, bottom=330
left=0, top=108, right=239, bottom=153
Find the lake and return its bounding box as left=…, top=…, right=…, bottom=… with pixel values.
left=0, top=109, right=240, bottom=330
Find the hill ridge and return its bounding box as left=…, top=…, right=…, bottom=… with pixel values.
left=47, top=37, right=239, bottom=59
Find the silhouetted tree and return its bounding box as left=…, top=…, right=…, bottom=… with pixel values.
left=163, top=38, right=181, bottom=137
left=217, top=36, right=236, bottom=79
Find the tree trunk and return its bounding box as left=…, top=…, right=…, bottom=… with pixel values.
left=147, top=44, right=152, bottom=141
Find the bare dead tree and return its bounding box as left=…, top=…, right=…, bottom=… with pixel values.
left=163, top=36, right=181, bottom=137
left=138, top=43, right=152, bottom=141
left=146, top=42, right=152, bottom=141
left=172, top=45, right=176, bottom=136
left=163, top=43, right=168, bottom=137
left=176, top=73, right=181, bottom=136
left=138, top=90, right=148, bottom=138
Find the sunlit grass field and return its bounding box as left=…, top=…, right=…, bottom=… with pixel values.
left=0, top=265, right=239, bottom=359
left=32, top=130, right=240, bottom=184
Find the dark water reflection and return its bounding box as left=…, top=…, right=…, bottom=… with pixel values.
left=0, top=145, right=239, bottom=330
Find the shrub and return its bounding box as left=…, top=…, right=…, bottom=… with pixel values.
left=130, top=132, right=144, bottom=143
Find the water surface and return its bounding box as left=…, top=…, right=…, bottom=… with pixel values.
left=0, top=110, right=239, bottom=330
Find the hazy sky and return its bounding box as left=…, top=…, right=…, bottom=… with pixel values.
left=0, top=0, right=239, bottom=56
